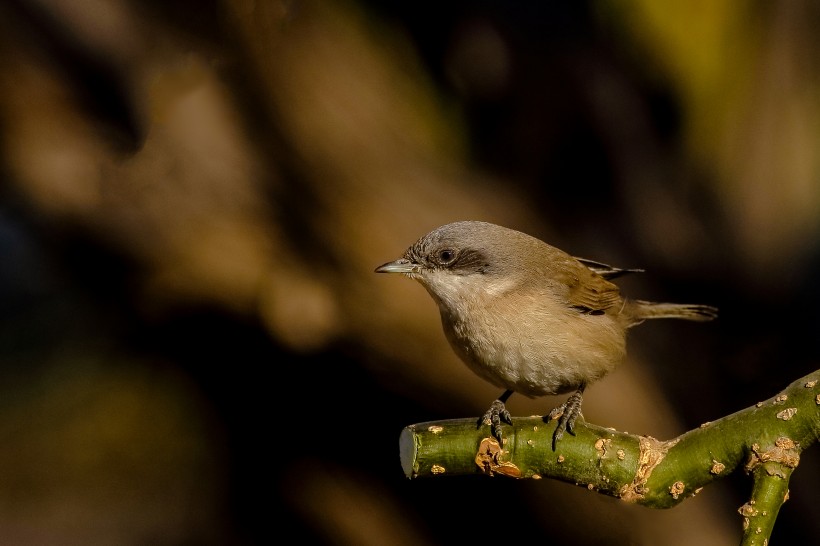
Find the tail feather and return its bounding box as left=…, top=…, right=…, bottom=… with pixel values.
left=630, top=300, right=718, bottom=322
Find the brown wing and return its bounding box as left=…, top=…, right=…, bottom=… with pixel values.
left=548, top=255, right=624, bottom=315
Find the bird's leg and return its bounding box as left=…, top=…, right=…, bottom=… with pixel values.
left=478, top=390, right=513, bottom=443
left=546, top=383, right=586, bottom=450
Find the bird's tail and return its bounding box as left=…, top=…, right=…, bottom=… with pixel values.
left=629, top=300, right=718, bottom=323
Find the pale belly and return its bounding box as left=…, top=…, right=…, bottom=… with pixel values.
left=441, top=309, right=626, bottom=397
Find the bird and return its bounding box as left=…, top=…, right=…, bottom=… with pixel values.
left=375, top=220, right=717, bottom=449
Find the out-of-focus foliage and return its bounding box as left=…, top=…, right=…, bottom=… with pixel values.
left=0, top=0, right=816, bottom=544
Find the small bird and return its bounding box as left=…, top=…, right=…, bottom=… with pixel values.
left=376, top=221, right=717, bottom=448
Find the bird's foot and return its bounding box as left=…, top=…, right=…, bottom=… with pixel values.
left=546, top=387, right=585, bottom=450
left=478, top=398, right=512, bottom=444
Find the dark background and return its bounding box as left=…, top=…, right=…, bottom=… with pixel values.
left=0, top=0, right=817, bottom=544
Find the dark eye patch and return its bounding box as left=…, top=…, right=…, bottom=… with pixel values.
left=447, top=249, right=489, bottom=274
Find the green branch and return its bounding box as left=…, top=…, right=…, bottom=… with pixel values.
left=400, top=369, right=819, bottom=544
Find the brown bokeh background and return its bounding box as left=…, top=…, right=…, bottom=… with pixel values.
left=0, top=0, right=817, bottom=544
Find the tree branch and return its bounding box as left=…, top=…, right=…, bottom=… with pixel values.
left=400, top=369, right=819, bottom=544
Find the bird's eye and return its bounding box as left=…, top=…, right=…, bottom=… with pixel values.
left=437, top=249, right=456, bottom=264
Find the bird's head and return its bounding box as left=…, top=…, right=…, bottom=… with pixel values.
left=375, top=221, right=531, bottom=304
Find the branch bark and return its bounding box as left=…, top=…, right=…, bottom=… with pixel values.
left=400, top=369, right=819, bottom=545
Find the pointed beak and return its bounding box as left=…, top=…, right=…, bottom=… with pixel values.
left=375, top=258, right=417, bottom=274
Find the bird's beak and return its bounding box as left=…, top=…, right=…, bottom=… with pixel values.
left=375, top=258, right=417, bottom=274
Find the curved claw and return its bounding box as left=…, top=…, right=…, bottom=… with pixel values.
left=546, top=385, right=586, bottom=450
left=478, top=398, right=513, bottom=443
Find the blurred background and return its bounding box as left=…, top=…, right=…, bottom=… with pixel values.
left=0, top=0, right=817, bottom=544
